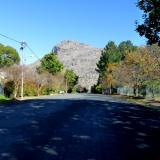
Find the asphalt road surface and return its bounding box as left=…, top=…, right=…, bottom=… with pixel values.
left=0, top=94, right=159, bottom=160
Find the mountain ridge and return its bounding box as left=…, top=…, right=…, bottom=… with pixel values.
left=29, top=40, right=102, bottom=91
left=53, top=40, right=102, bottom=91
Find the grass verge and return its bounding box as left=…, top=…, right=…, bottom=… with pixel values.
left=0, top=95, right=11, bottom=103
left=114, top=95, right=160, bottom=110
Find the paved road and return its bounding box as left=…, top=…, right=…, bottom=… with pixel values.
left=0, top=94, right=159, bottom=160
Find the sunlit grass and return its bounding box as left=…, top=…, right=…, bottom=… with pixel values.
left=0, top=95, right=10, bottom=103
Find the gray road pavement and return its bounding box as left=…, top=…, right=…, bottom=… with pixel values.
left=0, top=94, right=159, bottom=160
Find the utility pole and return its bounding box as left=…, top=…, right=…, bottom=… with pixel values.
left=20, top=41, right=26, bottom=100
left=65, top=78, right=68, bottom=93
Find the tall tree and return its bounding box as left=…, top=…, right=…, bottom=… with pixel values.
left=118, top=40, right=137, bottom=59
left=136, top=0, right=160, bottom=45
left=97, top=41, right=121, bottom=74
left=102, top=63, right=118, bottom=94
left=0, top=44, right=20, bottom=67
left=96, top=41, right=121, bottom=93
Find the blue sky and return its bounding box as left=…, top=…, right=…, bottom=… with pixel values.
left=0, top=0, right=146, bottom=64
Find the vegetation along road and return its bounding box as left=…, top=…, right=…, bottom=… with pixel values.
left=0, top=94, right=159, bottom=160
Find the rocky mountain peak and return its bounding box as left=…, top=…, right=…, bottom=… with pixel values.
left=53, top=40, right=93, bottom=53
left=53, top=40, right=102, bottom=91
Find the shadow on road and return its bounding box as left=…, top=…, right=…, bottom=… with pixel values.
left=0, top=97, right=159, bottom=160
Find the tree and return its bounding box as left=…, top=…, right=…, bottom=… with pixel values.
left=113, top=47, right=159, bottom=97
left=39, top=52, right=64, bottom=75
left=147, top=44, right=160, bottom=68
left=118, top=40, right=137, bottom=59
left=25, top=67, right=66, bottom=96
left=97, top=41, right=121, bottom=74
left=3, top=65, right=23, bottom=98
left=4, top=81, right=15, bottom=98
left=0, top=44, right=20, bottom=67
left=64, top=69, right=78, bottom=92
left=25, top=68, right=51, bottom=96
left=102, top=63, right=118, bottom=94
left=96, top=41, right=121, bottom=93
left=136, top=0, right=160, bottom=45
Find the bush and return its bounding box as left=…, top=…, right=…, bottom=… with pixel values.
left=91, top=84, right=102, bottom=94
left=4, top=81, right=15, bottom=98
left=71, top=86, right=77, bottom=93
left=41, top=87, right=58, bottom=95
left=24, top=83, right=37, bottom=97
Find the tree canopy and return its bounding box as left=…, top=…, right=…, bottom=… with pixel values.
left=118, top=40, right=137, bottom=59
left=97, top=41, right=121, bottom=74
left=136, top=0, right=160, bottom=45
left=64, top=69, right=78, bottom=91
left=113, top=46, right=160, bottom=97
left=0, top=44, right=20, bottom=67
left=39, top=52, right=64, bottom=75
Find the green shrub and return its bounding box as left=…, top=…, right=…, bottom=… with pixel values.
left=72, top=86, right=77, bottom=93
left=41, top=87, right=56, bottom=95
left=4, top=81, right=15, bottom=98
left=91, top=84, right=102, bottom=94
left=24, top=83, right=37, bottom=96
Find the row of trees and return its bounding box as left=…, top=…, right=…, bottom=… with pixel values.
left=94, top=0, right=160, bottom=98
left=0, top=46, right=78, bottom=98
left=37, top=52, right=78, bottom=94
left=95, top=40, right=160, bottom=98
left=94, top=40, right=136, bottom=94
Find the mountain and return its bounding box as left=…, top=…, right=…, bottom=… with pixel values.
left=53, top=41, right=102, bottom=91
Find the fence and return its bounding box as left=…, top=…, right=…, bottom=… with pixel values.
left=0, top=83, right=4, bottom=95
left=117, top=86, right=160, bottom=99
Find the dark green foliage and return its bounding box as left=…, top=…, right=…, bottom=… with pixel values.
left=4, top=81, right=15, bottom=98
left=91, top=84, right=102, bottom=94
left=41, top=88, right=54, bottom=95
left=97, top=41, right=121, bottom=74
left=65, top=69, right=78, bottom=91
left=0, top=44, right=20, bottom=67
left=96, top=41, right=121, bottom=88
left=136, top=0, right=160, bottom=45
left=39, top=52, right=64, bottom=75
left=67, top=88, right=73, bottom=93
left=118, top=41, right=137, bottom=59
left=138, top=85, right=147, bottom=98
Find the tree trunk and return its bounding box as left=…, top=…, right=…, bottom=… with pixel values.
left=109, top=85, right=112, bottom=95
left=137, top=87, right=139, bottom=97
left=37, top=85, right=42, bottom=96
left=151, top=86, right=155, bottom=99
left=133, top=87, right=136, bottom=97
left=14, top=82, right=19, bottom=98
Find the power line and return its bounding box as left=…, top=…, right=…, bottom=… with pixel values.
left=0, top=33, right=21, bottom=44
left=26, top=44, right=41, bottom=61
left=0, top=33, right=40, bottom=61
left=0, top=33, right=41, bottom=100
